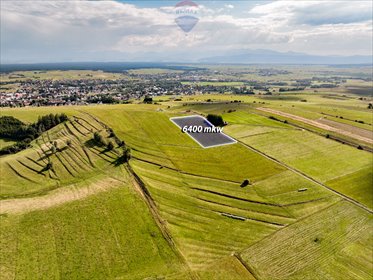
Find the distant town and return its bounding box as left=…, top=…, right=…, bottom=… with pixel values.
left=0, top=65, right=369, bottom=107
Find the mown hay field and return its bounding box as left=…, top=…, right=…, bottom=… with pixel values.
left=0, top=186, right=189, bottom=280
left=227, top=115, right=372, bottom=209
left=240, top=201, right=373, bottom=280
left=79, top=105, right=351, bottom=277
left=1, top=100, right=372, bottom=279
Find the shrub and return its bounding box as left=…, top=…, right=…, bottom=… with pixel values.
left=93, top=132, right=105, bottom=146
left=240, top=179, right=250, bottom=187
left=122, top=147, right=131, bottom=163
left=50, top=145, right=57, bottom=154
left=143, top=96, right=153, bottom=104
left=107, top=141, right=114, bottom=151
left=45, top=162, right=53, bottom=171
left=108, top=129, right=116, bottom=138
left=206, top=114, right=225, bottom=127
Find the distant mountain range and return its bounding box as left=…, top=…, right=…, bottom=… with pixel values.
left=1, top=50, right=371, bottom=72
left=199, top=49, right=372, bottom=65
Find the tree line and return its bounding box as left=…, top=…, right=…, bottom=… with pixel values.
left=0, top=113, right=68, bottom=155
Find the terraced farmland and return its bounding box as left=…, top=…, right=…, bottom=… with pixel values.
left=80, top=106, right=359, bottom=277
left=0, top=97, right=372, bottom=279
left=0, top=113, right=121, bottom=198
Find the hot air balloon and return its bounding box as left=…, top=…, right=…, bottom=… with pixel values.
left=174, top=0, right=199, bottom=33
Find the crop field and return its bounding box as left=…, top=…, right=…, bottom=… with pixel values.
left=75, top=105, right=354, bottom=275
left=0, top=90, right=372, bottom=279
left=240, top=201, right=373, bottom=280
left=226, top=113, right=372, bottom=209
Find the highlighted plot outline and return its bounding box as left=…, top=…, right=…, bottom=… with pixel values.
left=170, top=115, right=237, bottom=148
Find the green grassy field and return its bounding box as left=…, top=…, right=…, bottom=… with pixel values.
left=0, top=70, right=126, bottom=82
left=0, top=185, right=190, bottom=280
left=225, top=114, right=372, bottom=209
left=177, top=97, right=372, bottom=209
left=240, top=201, right=373, bottom=280
left=181, top=81, right=245, bottom=86
left=0, top=139, right=16, bottom=149
left=0, top=113, right=123, bottom=198
left=1, top=91, right=372, bottom=279
left=77, top=105, right=351, bottom=276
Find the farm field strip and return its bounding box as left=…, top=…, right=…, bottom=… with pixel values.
left=0, top=176, right=123, bottom=214
left=1, top=97, right=371, bottom=279
left=129, top=147, right=342, bottom=271
left=317, top=117, right=373, bottom=139
left=239, top=201, right=373, bottom=280
left=220, top=109, right=372, bottom=210
left=257, top=107, right=373, bottom=144
left=236, top=138, right=373, bottom=213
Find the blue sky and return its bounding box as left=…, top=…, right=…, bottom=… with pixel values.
left=123, top=1, right=267, bottom=15
left=1, top=0, right=372, bottom=63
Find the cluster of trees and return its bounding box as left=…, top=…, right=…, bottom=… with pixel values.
left=92, top=131, right=131, bottom=163
left=93, top=132, right=106, bottom=146
left=279, top=87, right=305, bottom=92
left=143, top=96, right=153, bottom=104
left=0, top=116, right=26, bottom=140
left=206, top=114, right=225, bottom=127
left=92, top=131, right=122, bottom=149
left=0, top=113, right=68, bottom=155
left=35, top=114, right=68, bottom=132
left=87, top=95, right=118, bottom=104
left=232, top=86, right=255, bottom=95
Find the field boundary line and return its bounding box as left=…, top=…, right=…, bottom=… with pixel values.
left=126, top=163, right=199, bottom=280
left=242, top=199, right=342, bottom=251
left=232, top=199, right=344, bottom=280
left=132, top=156, right=242, bottom=184
left=194, top=196, right=295, bottom=220
left=191, top=187, right=281, bottom=207
left=235, top=140, right=373, bottom=214
left=257, top=107, right=373, bottom=144
left=233, top=253, right=260, bottom=280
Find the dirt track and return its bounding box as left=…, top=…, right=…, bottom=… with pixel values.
left=0, top=177, right=123, bottom=214
left=257, top=107, right=373, bottom=144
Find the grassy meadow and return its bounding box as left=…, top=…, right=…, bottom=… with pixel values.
left=0, top=89, right=372, bottom=279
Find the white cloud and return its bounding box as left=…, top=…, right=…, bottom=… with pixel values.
left=0, top=0, right=372, bottom=63
left=250, top=1, right=372, bottom=25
